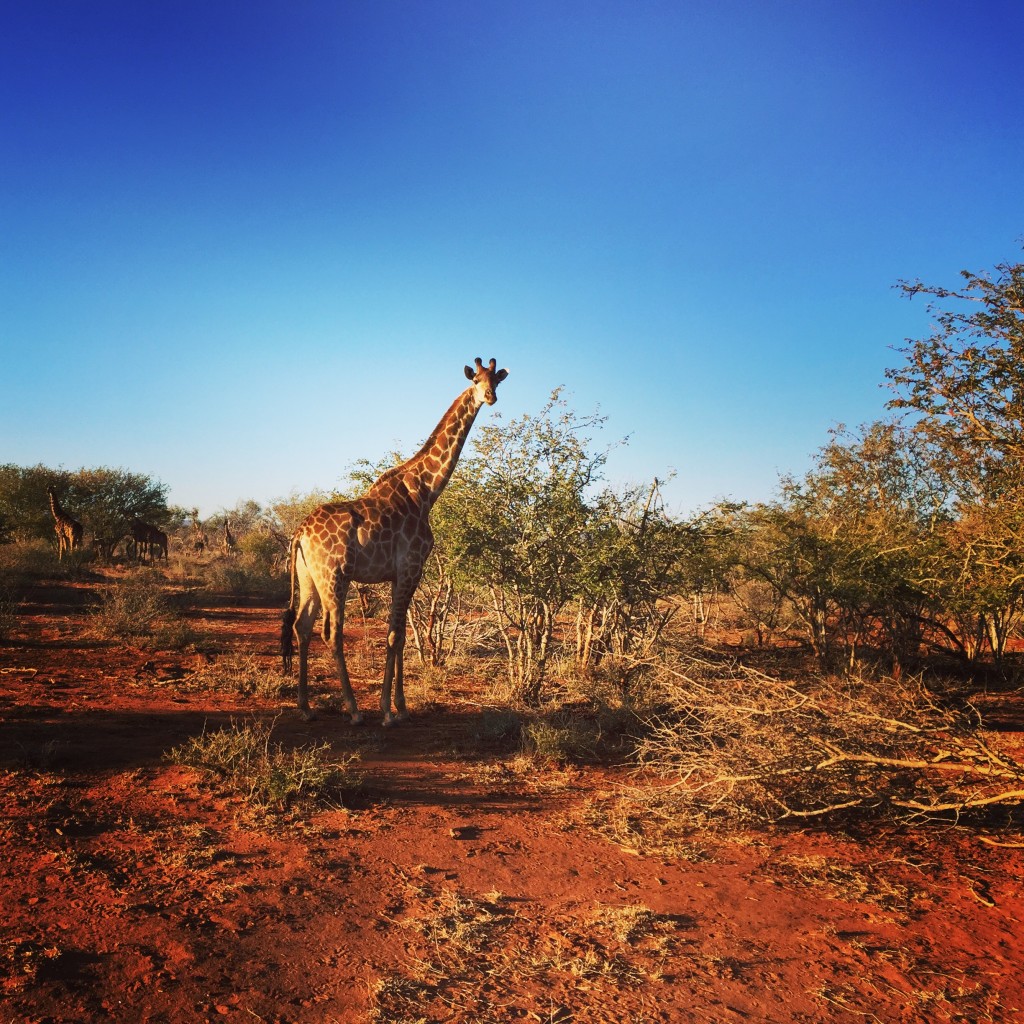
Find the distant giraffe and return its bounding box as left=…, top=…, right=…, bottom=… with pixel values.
left=190, top=516, right=208, bottom=555
left=223, top=520, right=236, bottom=553
left=281, top=357, right=508, bottom=725
left=149, top=526, right=169, bottom=561
left=130, top=517, right=168, bottom=562
left=130, top=516, right=153, bottom=561
left=47, top=487, right=83, bottom=560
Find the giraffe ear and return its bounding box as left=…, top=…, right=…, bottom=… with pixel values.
left=464, top=365, right=475, bottom=381
left=495, top=368, right=509, bottom=383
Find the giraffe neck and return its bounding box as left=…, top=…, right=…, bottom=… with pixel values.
left=49, top=492, right=63, bottom=522
left=373, top=387, right=483, bottom=508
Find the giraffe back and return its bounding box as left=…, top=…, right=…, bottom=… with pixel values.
left=296, top=487, right=433, bottom=586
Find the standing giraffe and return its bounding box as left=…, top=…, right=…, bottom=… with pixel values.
left=190, top=515, right=208, bottom=555
left=223, top=519, right=236, bottom=553
left=149, top=526, right=169, bottom=561
left=47, top=487, right=84, bottom=560
left=129, top=516, right=153, bottom=561
left=281, top=357, right=509, bottom=725
left=130, top=517, right=168, bottom=562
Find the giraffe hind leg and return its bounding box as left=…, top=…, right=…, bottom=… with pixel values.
left=381, top=580, right=415, bottom=726
left=326, top=581, right=363, bottom=725
left=293, top=590, right=320, bottom=721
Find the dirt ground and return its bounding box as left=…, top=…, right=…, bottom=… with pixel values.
left=2, top=570, right=1024, bottom=1023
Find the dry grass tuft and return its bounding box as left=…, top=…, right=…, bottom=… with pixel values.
left=181, top=651, right=289, bottom=699
left=166, top=717, right=362, bottom=810
left=368, top=883, right=687, bottom=1024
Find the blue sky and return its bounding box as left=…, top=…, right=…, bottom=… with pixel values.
left=3, top=1, right=1022, bottom=518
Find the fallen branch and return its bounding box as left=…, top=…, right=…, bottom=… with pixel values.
left=632, top=659, right=1024, bottom=827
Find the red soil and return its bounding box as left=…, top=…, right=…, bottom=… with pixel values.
left=2, top=572, right=1023, bottom=1022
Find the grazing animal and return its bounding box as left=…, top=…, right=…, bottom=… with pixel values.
left=281, top=357, right=509, bottom=725
left=223, top=519, right=236, bottom=553
left=149, top=526, right=169, bottom=561
left=190, top=517, right=208, bottom=555
left=129, top=517, right=168, bottom=562
left=130, top=517, right=153, bottom=561
left=47, top=487, right=83, bottom=559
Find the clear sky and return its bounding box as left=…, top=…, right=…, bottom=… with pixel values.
left=3, top=1, right=1022, bottom=518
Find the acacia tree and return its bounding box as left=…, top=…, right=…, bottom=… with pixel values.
left=887, top=256, right=1024, bottom=492
left=887, top=255, right=1024, bottom=661
left=450, top=390, right=614, bottom=705
left=574, top=479, right=691, bottom=677
left=406, top=470, right=484, bottom=667
left=921, top=491, right=1024, bottom=664
left=0, top=464, right=168, bottom=559
left=0, top=463, right=61, bottom=541
left=723, top=422, right=942, bottom=670
left=69, top=467, right=169, bottom=560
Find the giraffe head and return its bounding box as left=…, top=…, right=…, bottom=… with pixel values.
left=464, top=357, right=509, bottom=406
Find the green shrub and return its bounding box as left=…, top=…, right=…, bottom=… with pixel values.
left=202, top=538, right=287, bottom=598
left=167, top=718, right=362, bottom=810
left=520, top=715, right=599, bottom=766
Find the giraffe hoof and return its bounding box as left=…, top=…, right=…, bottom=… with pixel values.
left=349, top=712, right=364, bottom=726
left=300, top=709, right=317, bottom=723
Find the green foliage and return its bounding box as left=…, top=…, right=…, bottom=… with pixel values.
left=884, top=255, right=1024, bottom=662
left=0, top=463, right=169, bottom=558
left=71, top=467, right=169, bottom=557
left=0, top=464, right=63, bottom=541
left=688, top=254, right=1024, bottom=669
left=575, top=479, right=691, bottom=672
left=448, top=389, right=616, bottom=703
left=269, top=489, right=333, bottom=539
left=887, top=257, right=1024, bottom=496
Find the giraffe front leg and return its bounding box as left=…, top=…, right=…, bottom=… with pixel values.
left=393, top=641, right=408, bottom=721
left=381, top=583, right=414, bottom=727
left=381, top=631, right=402, bottom=727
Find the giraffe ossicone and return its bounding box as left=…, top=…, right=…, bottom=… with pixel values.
left=281, top=357, right=509, bottom=725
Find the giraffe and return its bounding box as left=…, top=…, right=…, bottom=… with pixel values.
left=130, top=516, right=153, bottom=561
left=190, top=515, right=208, bottom=555
left=130, top=517, right=168, bottom=562
left=281, top=357, right=509, bottom=726
left=149, top=526, right=169, bottom=561
left=47, top=487, right=84, bottom=560
left=223, top=519, right=236, bottom=553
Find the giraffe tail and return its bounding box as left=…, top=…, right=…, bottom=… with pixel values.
left=281, top=533, right=300, bottom=673
left=280, top=607, right=296, bottom=673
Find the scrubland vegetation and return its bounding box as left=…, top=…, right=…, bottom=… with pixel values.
left=3, top=257, right=1024, bottom=836
left=4, top=257, right=1024, bottom=1024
